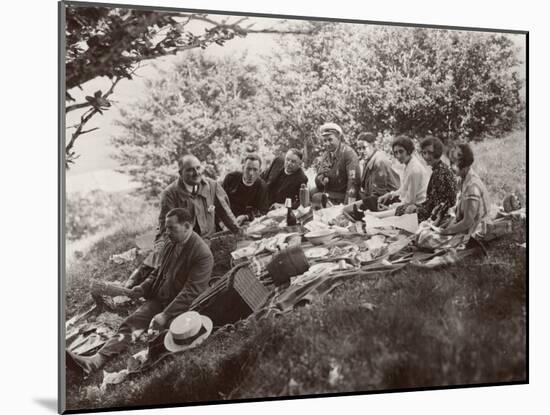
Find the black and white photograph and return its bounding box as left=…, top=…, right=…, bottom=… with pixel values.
left=59, top=0, right=527, bottom=413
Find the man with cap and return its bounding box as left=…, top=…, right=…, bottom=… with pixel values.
left=314, top=122, right=360, bottom=204
left=66, top=207, right=214, bottom=374
left=356, top=131, right=400, bottom=209
left=124, top=154, right=240, bottom=288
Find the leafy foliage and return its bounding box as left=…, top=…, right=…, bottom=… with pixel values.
left=64, top=4, right=315, bottom=166
left=112, top=24, right=523, bottom=194
left=112, top=52, right=277, bottom=197
left=264, top=24, right=524, bottom=156
left=65, top=6, right=252, bottom=97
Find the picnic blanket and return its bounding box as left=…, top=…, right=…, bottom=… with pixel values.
left=68, top=203, right=523, bottom=391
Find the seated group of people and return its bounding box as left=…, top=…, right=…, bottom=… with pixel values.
left=66, top=149, right=310, bottom=375
left=67, top=122, right=491, bottom=376
left=311, top=122, right=490, bottom=251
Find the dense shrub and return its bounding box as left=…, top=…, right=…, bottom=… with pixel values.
left=112, top=24, right=524, bottom=196
left=112, top=53, right=277, bottom=198
left=266, top=25, right=524, bottom=163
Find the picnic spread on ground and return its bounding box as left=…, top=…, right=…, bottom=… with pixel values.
left=66, top=194, right=525, bottom=391
left=64, top=132, right=527, bottom=395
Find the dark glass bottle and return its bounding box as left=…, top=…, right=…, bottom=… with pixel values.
left=285, top=198, right=297, bottom=226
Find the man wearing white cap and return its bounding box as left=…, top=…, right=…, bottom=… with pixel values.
left=67, top=207, right=214, bottom=374
left=314, top=122, right=360, bottom=204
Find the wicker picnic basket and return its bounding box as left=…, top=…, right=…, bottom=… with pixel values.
left=190, top=263, right=272, bottom=327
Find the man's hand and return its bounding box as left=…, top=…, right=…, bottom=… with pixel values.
left=405, top=204, right=417, bottom=214
left=235, top=215, right=248, bottom=225
left=128, top=285, right=144, bottom=299
left=322, top=177, right=329, bottom=186
left=153, top=237, right=165, bottom=252
left=149, top=312, right=168, bottom=332
left=438, top=225, right=455, bottom=236
left=378, top=193, right=391, bottom=205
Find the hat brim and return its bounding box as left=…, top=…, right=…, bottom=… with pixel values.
left=320, top=130, right=340, bottom=136
left=164, top=316, right=213, bottom=353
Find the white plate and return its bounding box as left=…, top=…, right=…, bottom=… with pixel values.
left=307, top=262, right=339, bottom=273
left=267, top=207, right=287, bottom=218
left=304, top=247, right=330, bottom=259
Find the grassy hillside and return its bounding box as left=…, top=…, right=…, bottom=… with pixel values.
left=473, top=130, right=526, bottom=205
left=65, top=130, right=527, bottom=411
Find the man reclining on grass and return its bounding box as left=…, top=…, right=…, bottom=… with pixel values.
left=67, top=207, right=214, bottom=374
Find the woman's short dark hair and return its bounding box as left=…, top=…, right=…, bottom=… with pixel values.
left=287, top=148, right=303, bottom=160
left=243, top=153, right=262, bottom=167
left=392, top=135, right=415, bottom=155
left=420, top=135, right=444, bottom=159
left=452, top=143, right=475, bottom=169
left=166, top=207, right=194, bottom=224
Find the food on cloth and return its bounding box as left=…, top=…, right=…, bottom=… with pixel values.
left=363, top=213, right=419, bottom=233
left=246, top=223, right=267, bottom=235
left=370, top=245, right=388, bottom=260
left=365, top=235, right=386, bottom=250
left=295, top=205, right=311, bottom=218
left=331, top=225, right=350, bottom=234
left=291, top=262, right=340, bottom=286
left=246, top=217, right=280, bottom=236
left=359, top=235, right=388, bottom=262
left=313, top=205, right=344, bottom=224
left=377, top=229, right=400, bottom=238
left=328, top=214, right=351, bottom=228
left=267, top=207, right=288, bottom=218
left=362, top=235, right=389, bottom=259
left=231, top=244, right=258, bottom=260
left=304, top=220, right=330, bottom=233
left=328, top=244, right=359, bottom=259
left=337, top=259, right=354, bottom=270
left=304, top=247, right=330, bottom=259
left=305, top=229, right=336, bottom=245
left=239, top=232, right=301, bottom=254
left=307, top=263, right=340, bottom=273
left=356, top=251, right=373, bottom=263
left=264, top=233, right=299, bottom=252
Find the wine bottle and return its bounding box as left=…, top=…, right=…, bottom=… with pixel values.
left=285, top=198, right=297, bottom=226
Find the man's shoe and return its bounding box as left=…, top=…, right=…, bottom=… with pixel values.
left=124, top=264, right=153, bottom=289
left=66, top=350, right=106, bottom=375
